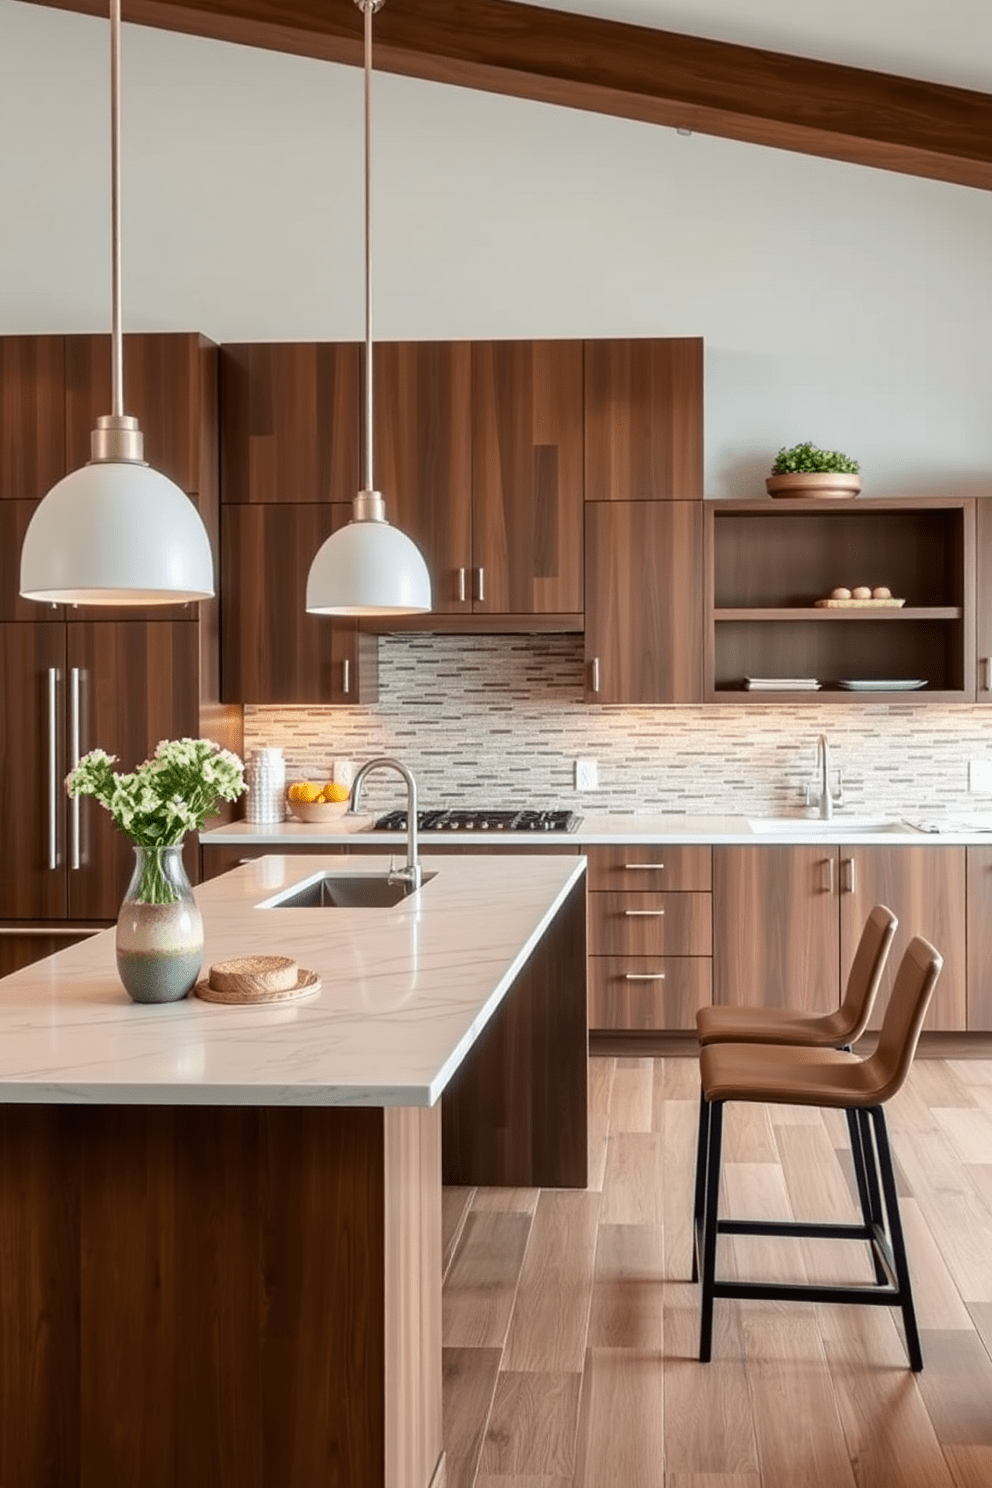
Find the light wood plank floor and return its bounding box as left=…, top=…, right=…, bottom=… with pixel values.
left=441, top=1056, right=992, bottom=1488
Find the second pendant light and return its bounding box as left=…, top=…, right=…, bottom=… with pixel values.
left=306, top=0, right=432, bottom=616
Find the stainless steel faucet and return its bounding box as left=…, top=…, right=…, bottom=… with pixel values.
left=349, top=757, right=423, bottom=889
left=810, top=733, right=843, bottom=819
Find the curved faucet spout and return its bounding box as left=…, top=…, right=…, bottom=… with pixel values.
left=817, top=734, right=832, bottom=820
left=350, top=757, right=422, bottom=889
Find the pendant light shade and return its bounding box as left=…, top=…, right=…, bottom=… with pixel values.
left=20, top=456, right=214, bottom=605
left=19, top=0, right=214, bottom=608
left=305, top=0, right=431, bottom=617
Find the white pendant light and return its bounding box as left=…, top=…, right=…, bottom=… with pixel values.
left=19, top=0, right=214, bottom=607
left=306, top=0, right=431, bottom=617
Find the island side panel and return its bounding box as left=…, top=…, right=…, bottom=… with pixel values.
left=441, top=877, right=588, bottom=1188
left=0, top=1106, right=80, bottom=1488
left=0, top=1102, right=443, bottom=1488
left=385, top=1104, right=444, bottom=1488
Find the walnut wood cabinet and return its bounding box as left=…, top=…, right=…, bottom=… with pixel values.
left=0, top=336, right=65, bottom=500
left=975, top=500, right=992, bottom=701
left=713, top=843, right=966, bottom=1030
left=586, top=844, right=712, bottom=1031
left=220, top=503, right=377, bottom=704
left=470, top=339, right=584, bottom=616
left=584, top=501, right=703, bottom=703
left=966, top=848, right=992, bottom=1029
left=584, top=337, right=703, bottom=503
left=712, top=845, right=841, bottom=1013
left=0, top=617, right=200, bottom=924
left=705, top=497, right=975, bottom=702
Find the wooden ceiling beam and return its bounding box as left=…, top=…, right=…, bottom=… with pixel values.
left=25, top=0, right=992, bottom=190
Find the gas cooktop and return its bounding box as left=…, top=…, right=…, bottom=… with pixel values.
left=372, top=808, right=582, bottom=834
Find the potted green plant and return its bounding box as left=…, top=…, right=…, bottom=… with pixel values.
left=766, top=441, right=862, bottom=499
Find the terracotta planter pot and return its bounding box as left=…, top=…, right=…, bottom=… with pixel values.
left=766, top=472, right=862, bottom=500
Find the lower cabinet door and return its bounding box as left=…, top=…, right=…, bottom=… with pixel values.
left=712, top=845, right=841, bottom=1012
left=840, top=845, right=966, bottom=1031
left=588, top=955, right=711, bottom=1030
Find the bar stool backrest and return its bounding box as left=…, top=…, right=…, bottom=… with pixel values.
left=863, top=936, right=943, bottom=1105
left=839, top=904, right=898, bottom=1043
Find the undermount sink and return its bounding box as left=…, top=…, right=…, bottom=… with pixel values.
left=260, top=871, right=436, bottom=910
left=747, top=816, right=910, bottom=835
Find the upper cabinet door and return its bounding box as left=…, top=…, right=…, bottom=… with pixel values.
left=373, top=341, right=473, bottom=614
left=220, top=502, right=376, bottom=705
left=585, top=501, right=703, bottom=703
left=472, top=340, right=584, bottom=615
left=976, top=498, right=992, bottom=703
left=584, top=338, right=703, bottom=502
left=221, top=342, right=360, bottom=504
left=66, top=333, right=218, bottom=497
left=0, top=336, right=65, bottom=500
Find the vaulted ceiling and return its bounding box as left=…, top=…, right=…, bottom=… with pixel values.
left=24, top=0, right=992, bottom=189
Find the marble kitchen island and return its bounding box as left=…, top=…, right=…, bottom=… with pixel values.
left=0, top=853, right=587, bottom=1488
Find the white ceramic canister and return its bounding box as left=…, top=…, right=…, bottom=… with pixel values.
left=244, top=746, right=286, bottom=824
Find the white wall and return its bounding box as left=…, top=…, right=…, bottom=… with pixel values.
left=2, top=0, right=991, bottom=497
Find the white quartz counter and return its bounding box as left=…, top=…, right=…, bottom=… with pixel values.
left=200, top=811, right=992, bottom=848
left=0, top=853, right=585, bottom=1109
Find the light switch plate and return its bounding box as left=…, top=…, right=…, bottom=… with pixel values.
left=575, top=758, right=598, bottom=791
left=969, top=759, right=992, bottom=794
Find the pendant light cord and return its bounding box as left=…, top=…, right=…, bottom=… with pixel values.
left=361, top=0, right=377, bottom=494
left=110, top=0, right=124, bottom=420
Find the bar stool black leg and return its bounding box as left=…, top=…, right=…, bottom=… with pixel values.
left=698, top=1100, right=724, bottom=1362
left=869, top=1105, right=924, bottom=1372
left=845, top=1106, right=887, bottom=1284
left=691, top=1089, right=710, bottom=1283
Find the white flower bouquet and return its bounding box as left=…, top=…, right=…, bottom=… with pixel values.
left=67, top=738, right=245, bottom=903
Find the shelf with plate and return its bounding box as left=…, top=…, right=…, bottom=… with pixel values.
left=704, top=497, right=975, bottom=703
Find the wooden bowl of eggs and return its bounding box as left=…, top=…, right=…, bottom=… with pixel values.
left=286, top=781, right=352, bottom=823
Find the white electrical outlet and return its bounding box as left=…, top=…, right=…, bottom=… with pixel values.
left=575, top=758, right=598, bottom=791
left=969, top=759, right=992, bottom=794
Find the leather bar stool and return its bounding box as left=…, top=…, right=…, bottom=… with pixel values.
left=692, top=935, right=943, bottom=1370
left=692, top=904, right=897, bottom=1286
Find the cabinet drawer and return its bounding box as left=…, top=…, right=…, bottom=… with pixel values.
left=589, top=955, right=711, bottom=1030
left=588, top=892, right=712, bottom=956
left=587, top=845, right=711, bottom=892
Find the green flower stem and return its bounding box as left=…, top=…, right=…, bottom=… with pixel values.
left=135, top=848, right=182, bottom=906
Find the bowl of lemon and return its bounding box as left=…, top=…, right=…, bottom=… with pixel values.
left=286, top=780, right=352, bottom=823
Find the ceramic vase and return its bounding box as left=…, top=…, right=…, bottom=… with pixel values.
left=116, top=845, right=203, bottom=1004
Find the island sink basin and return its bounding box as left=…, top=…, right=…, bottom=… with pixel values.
left=262, top=871, right=436, bottom=910
left=748, top=817, right=910, bottom=835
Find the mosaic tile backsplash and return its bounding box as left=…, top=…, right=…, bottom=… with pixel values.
left=243, top=634, right=992, bottom=818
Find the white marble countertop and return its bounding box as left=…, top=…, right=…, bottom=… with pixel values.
left=200, top=811, right=992, bottom=847
left=0, top=853, right=585, bottom=1109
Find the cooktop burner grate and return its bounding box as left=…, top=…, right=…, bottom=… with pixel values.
left=372, top=808, right=581, bottom=833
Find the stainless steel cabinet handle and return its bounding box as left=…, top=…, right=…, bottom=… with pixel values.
left=47, top=667, right=59, bottom=871
left=590, top=657, right=600, bottom=694
left=623, top=908, right=665, bottom=917
left=841, top=856, right=855, bottom=893
left=69, top=667, right=81, bottom=871
left=475, top=566, right=485, bottom=603
left=342, top=657, right=351, bottom=696
left=623, top=863, right=665, bottom=871
left=982, top=657, right=991, bottom=692
left=457, top=568, right=467, bottom=603
left=623, top=972, right=666, bottom=981
left=822, top=856, right=834, bottom=894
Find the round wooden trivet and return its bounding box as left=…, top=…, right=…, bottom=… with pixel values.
left=195, top=966, right=321, bottom=1005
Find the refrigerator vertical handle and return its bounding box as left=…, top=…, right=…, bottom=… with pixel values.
left=69, top=667, right=82, bottom=871
left=47, top=667, right=60, bottom=871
